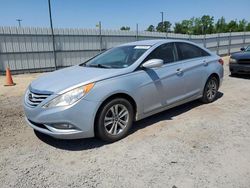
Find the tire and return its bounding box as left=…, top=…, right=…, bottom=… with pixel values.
left=230, top=72, right=237, bottom=77
left=200, top=76, right=219, bottom=104
left=95, top=98, right=134, bottom=142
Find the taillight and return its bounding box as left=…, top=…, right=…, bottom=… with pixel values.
left=218, top=59, right=224, bottom=66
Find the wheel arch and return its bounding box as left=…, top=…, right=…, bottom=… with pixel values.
left=94, top=92, right=137, bottom=135
left=207, top=73, right=220, bottom=86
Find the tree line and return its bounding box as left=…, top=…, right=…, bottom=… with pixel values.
left=120, top=15, right=250, bottom=35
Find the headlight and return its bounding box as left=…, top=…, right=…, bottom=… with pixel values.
left=43, top=83, right=94, bottom=108
left=229, top=58, right=237, bottom=64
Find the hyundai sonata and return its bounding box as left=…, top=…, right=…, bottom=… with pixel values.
left=23, top=39, right=224, bottom=142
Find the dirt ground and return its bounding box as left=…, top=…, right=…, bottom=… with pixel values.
left=0, top=56, right=250, bottom=188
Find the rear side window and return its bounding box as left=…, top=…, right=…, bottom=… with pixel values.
left=176, top=42, right=210, bottom=60
left=144, top=43, right=176, bottom=64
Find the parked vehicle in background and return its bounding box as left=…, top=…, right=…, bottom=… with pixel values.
left=229, top=46, right=250, bottom=75
left=23, top=39, right=224, bottom=142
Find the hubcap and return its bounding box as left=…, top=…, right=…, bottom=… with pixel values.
left=206, top=79, right=217, bottom=100
left=104, top=104, right=129, bottom=135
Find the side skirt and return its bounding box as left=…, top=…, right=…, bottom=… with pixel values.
left=136, top=94, right=202, bottom=121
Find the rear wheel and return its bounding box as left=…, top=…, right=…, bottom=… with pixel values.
left=95, top=98, right=134, bottom=142
left=200, top=76, right=219, bottom=103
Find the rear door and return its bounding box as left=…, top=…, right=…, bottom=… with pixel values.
left=175, top=42, right=210, bottom=98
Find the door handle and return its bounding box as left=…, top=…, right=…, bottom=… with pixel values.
left=176, top=68, right=183, bottom=76
left=203, top=60, right=208, bottom=66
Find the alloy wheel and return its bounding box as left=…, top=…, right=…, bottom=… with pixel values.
left=104, top=104, right=129, bottom=135
left=206, top=79, right=217, bottom=101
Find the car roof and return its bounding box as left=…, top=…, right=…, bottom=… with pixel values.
left=117, top=39, right=215, bottom=57
left=119, top=39, right=191, bottom=47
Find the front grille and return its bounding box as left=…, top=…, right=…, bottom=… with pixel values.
left=238, top=59, right=250, bottom=64
left=26, top=90, right=51, bottom=107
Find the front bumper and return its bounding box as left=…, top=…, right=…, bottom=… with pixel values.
left=23, top=97, right=101, bottom=139
left=229, top=63, right=250, bottom=74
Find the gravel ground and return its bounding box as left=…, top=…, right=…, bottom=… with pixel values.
left=0, top=57, right=250, bottom=188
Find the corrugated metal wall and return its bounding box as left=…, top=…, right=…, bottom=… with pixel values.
left=0, top=26, right=250, bottom=74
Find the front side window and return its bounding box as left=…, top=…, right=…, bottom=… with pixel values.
left=85, top=45, right=149, bottom=68
left=176, top=42, right=210, bottom=60
left=144, top=43, right=176, bottom=64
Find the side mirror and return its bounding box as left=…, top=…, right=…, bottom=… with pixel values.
left=142, top=59, right=164, bottom=69
left=240, top=47, right=245, bottom=51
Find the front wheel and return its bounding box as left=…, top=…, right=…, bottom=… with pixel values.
left=95, top=98, right=134, bottom=142
left=200, top=76, right=219, bottom=103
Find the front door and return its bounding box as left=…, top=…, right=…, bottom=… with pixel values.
left=140, top=43, right=187, bottom=114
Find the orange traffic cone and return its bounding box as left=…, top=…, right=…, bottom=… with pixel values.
left=4, top=67, right=15, bottom=86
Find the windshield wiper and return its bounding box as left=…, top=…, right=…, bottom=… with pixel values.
left=87, top=64, right=112, bottom=68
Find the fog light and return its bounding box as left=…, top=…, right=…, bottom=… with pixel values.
left=51, top=123, right=75, bottom=129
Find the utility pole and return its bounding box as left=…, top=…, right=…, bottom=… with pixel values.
left=98, top=21, right=102, bottom=52
left=16, top=19, right=22, bottom=27
left=243, top=25, right=246, bottom=46
left=136, top=23, right=139, bottom=41
left=48, top=0, right=57, bottom=70
left=160, top=12, right=164, bottom=32
left=228, top=29, right=232, bottom=55
left=165, top=12, right=168, bottom=34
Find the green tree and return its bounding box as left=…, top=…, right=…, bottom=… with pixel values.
left=246, top=23, right=250, bottom=31
left=179, top=19, right=193, bottom=34
left=184, top=19, right=194, bottom=34
left=149, top=15, right=250, bottom=34
left=215, top=17, right=227, bottom=33
left=156, top=21, right=171, bottom=32
left=120, top=26, right=130, bottom=31
left=200, top=15, right=214, bottom=34
left=193, top=17, right=203, bottom=35
left=173, top=20, right=191, bottom=34
left=174, top=16, right=214, bottom=35
left=146, top=25, right=155, bottom=32
left=227, top=20, right=238, bottom=32
left=174, top=23, right=184, bottom=34
left=238, top=19, right=248, bottom=31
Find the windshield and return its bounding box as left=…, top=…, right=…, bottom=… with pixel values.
left=85, top=45, right=150, bottom=68
left=246, top=46, right=250, bottom=52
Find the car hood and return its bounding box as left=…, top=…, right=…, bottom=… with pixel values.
left=30, top=65, right=128, bottom=94
left=231, top=51, right=250, bottom=60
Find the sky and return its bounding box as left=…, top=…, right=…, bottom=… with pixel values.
left=0, top=0, right=249, bottom=30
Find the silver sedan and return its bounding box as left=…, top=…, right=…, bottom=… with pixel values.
left=23, top=39, right=224, bottom=142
